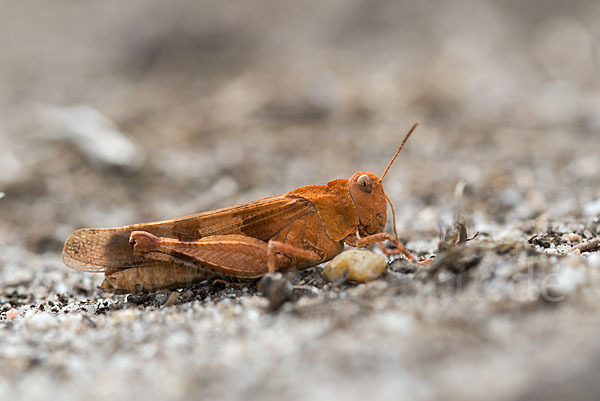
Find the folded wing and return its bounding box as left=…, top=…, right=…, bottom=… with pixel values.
left=62, top=195, right=315, bottom=273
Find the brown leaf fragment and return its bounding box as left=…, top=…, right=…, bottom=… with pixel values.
left=162, top=292, right=180, bottom=308
left=570, top=238, right=600, bottom=253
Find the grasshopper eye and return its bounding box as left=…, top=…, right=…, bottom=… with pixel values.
left=357, top=174, right=372, bottom=193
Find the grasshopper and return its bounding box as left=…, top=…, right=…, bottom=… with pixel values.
left=63, top=123, right=427, bottom=292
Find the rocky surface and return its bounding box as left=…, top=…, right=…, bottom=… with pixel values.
left=1, top=1, right=600, bottom=400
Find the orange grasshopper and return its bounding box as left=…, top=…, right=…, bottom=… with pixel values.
left=62, top=123, right=428, bottom=292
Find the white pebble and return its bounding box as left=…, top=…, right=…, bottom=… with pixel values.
left=154, top=294, right=168, bottom=305
left=3, top=270, right=34, bottom=286
left=543, top=267, right=586, bottom=298
left=583, top=199, right=600, bottom=216
left=586, top=253, right=600, bottom=268
left=26, top=312, right=58, bottom=331
left=111, top=309, right=137, bottom=323
left=36, top=104, right=145, bottom=169
left=82, top=303, right=97, bottom=314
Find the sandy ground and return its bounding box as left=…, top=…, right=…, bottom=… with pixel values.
left=2, top=1, right=600, bottom=400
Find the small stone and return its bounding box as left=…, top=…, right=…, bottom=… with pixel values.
left=126, top=293, right=151, bottom=305
left=111, top=309, right=137, bottom=323
left=258, top=273, right=295, bottom=312
left=27, top=312, right=58, bottom=330
left=566, top=233, right=581, bottom=243
left=3, top=270, right=34, bottom=286
left=583, top=199, right=600, bottom=217
left=322, top=250, right=387, bottom=283
left=541, top=267, right=586, bottom=301
left=82, top=303, right=97, bottom=314
left=6, top=308, right=18, bottom=319
left=565, top=253, right=582, bottom=267
left=241, top=296, right=268, bottom=309
left=154, top=293, right=168, bottom=305
left=586, top=253, right=600, bottom=268
left=37, top=104, right=145, bottom=169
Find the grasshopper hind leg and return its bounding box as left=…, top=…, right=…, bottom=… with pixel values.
left=129, top=231, right=326, bottom=279
left=130, top=231, right=277, bottom=278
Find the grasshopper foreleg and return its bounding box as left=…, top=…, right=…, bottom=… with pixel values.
left=344, top=232, right=431, bottom=265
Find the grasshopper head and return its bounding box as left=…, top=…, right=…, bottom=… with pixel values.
left=347, top=122, right=419, bottom=240
left=348, top=171, right=387, bottom=237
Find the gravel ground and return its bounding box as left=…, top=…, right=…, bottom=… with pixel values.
left=2, top=1, right=600, bottom=400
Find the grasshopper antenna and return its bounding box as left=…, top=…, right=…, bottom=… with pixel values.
left=379, top=122, right=419, bottom=182
left=384, top=191, right=399, bottom=241
left=380, top=121, right=419, bottom=241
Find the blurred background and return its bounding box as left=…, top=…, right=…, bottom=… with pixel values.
left=1, top=1, right=600, bottom=400
left=1, top=0, right=599, bottom=250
